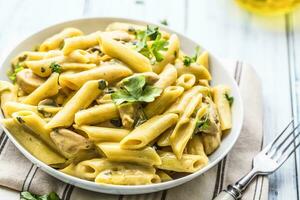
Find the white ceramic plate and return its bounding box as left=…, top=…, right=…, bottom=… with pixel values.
left=0, top=17, right=243, bottom=195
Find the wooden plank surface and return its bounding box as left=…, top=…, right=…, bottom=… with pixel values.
left=0, top=0, right=299, bottom=199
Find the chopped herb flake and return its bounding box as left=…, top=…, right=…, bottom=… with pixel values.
left=49, top=62, right=62, bottom=74
left=135, top=0, right=144, bottom=4
left=8, top=63, right=24, bottom=83
left=225, top=93, right=234, bottom=107
left=160, top=19, right=168, bottom=26
left=98, top=80, right=108, bottom=90
left=183, top=46, right=201, bottom=66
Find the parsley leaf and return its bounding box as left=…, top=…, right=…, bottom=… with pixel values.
left=225, top=93, right=234, bottom=107
left=49, top=62, right=62, bottom=74
left=20, top=191, right=60, bottom=200
left=8, top=63, right=24, bottom=83
left=151, top=34, right=168, bottom=62
left=135, top=25, right=168, bottom=63
left=111, top=75, right=162, bottom=105
left=183, top=46, right=201, bottom=66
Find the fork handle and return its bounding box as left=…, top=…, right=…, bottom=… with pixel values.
left=213, top=191, right=236, bottom=200
left=213, top=185, right=242, bottom=200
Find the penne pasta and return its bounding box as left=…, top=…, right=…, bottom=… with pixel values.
left=212, top=85, right=232, bottom=131
left=153, top=34, right=180, bottom=74
left=100, top=35, right=152, bottom=72
left=154, top=64, right=177, bottom=89
left=12, top=50, right=63, bottom=66
left=69, top=49, right=100, bottom=64
left=175, top=60, right=211, bottom=80
left=59, top=63, right=132, bottom=90
left=75, top=103, right=119, bottom=125
left=156, top=170, right=172, bottom=182
left=105, top=22, right=170, bottom=39
left=1, top=118, right=66, bottom=165
left=40, top=28, right=83, bottom=51
left=157, top=127, right=173, bottom=147
left=120, top=113, right=178, bottom=149
left=166, top=86, right=202, bottom=115
left=196, top=51, right=209, bottom=69
left=96, top=142, right=161, bottom=166
left=22, top=73, right=59, bottom=105
left=60, top=63, right=97, bottom=71
left=176, top=74, right=196, bottom=90
left=62, top=31, right=101, bottom=55
left=170, top=118, right=197, bottom=159
left=25, top=56, right=66, bottom=77
left=12, top=111, right=58, bottom=151
left=187, top=135, right=208, bottom=160
left=61, top=158, right=114, bottom=180
left=5, top=101, right=39, bottom=117
left=156, top=151, right=208, bottom=173
left=144, top=86, right=184, bottom=118
left=74, top=125, right=129, bottom=142
left=0, top=81, right=18, bottom=117
left=95, top=164, right=160, bottom=185
left=46, top=80, right=104, bottom=128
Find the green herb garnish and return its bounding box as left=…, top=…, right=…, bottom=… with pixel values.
left=225, top=93, right=234, bottom=107
left=49, top=62, right=62, bottom=74
left=8, top=63, right=24, bottom=83
left=135, top=25, right=168, bottom=63
left=183, top=56, right=193, bottom=66
left=20, top=191, right=60, bottom=200
left=183, top=46, right=201, bottom=66
left=111, top=75, right=162, bottom=105
left=195, top=114, right=210, bottom=133
left=160, top=19, right=169, bottom=26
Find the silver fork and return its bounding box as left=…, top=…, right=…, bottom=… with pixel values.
left=213, top=120, right=300, bottom=200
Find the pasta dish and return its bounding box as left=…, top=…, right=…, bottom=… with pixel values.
left=0, top=22, right=233, bottom=185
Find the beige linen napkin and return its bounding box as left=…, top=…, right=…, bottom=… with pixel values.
left=0, top=61, right=268, bottom=200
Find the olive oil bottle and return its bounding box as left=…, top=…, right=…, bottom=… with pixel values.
left=236, top=0, right=300, bottom=15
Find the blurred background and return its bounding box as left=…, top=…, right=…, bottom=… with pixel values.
left=0, top=0, right=299, bottom=199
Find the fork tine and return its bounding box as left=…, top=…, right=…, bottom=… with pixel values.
left=277, top=130, right=300, bottom=158
left=263, top=119, right=295, bottom=153
left=272, top=130, right=300, bottom=160
left=277, top=138, right=300, bottom=167
left=267, top=123, right=300, bottom=157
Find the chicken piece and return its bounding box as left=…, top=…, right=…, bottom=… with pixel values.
left=196, top=97, right=221, bottom=135
left=117, top=103, right=137, bottom=129
left=50, top=129, right=92, bottom=158
left=16, top=69, right=45, bottom=93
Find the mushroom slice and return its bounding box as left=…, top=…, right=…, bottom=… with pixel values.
left=16, top=69, right=45, bottom=94
left=37, top=99, right=61, bottom=118
left=50, top=129, right=92, bottom=158
left=117, top=103, right=147, bottom=129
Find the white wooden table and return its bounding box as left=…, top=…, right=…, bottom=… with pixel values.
left=0, top=0, right=299, bottom=199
